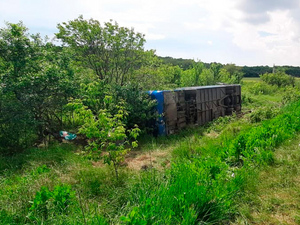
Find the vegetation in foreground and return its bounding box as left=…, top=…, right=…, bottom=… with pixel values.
left=2, top=77, right=300, bottom=224
left=232, top=133, right=300, bottom=224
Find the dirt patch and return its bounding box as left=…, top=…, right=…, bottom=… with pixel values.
left=125, top=151, right=170, bottom=171
left=205, top=131, right=219, bottom=138
left=90, top=150, right=171, bottom=171
left=272, top=213, right=297, bottom=225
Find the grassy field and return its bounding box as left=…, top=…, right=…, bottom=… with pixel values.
left=232, top=134, right=300, bottom=225
left=2, top=78, right=300, bottom=224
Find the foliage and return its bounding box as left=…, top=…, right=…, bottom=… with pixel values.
left=242, top=65, right=272, bottom=77
left=4, top=18, right=300, bottom=225
left=69, top=81, right=157, bottom=132
left=158, top=56, right=195, bottom=70
left=282, top=86, right=300, bottom=104
left=181, top=62, right=243, bottom=87
left=219, top=64, right=244, bottom=84
left=29, top=184, right=75, bottom=220
left=31, top=164, right=51, bottom=176
left=29, top=186, right=52, bottom=220
left=180, top=61, right=205, bottom=87
left=260, top=71, right=295, bottom=87
left=242, top=65, right=300, bottom=78
left=70, top=98, right=140, bottom=179
left=56, top=15, right=147, bottom=86
left=3, top=97, right=300, bottom=224
left=0, top=22, right=78, bottom=154
left=106, top=83, right=158, bottom=131
left=121, top=158, right=235, bottom=224
left=241, top=92, right=254, bottom=105
left=134, top=61, right=182, bottom=90
left=249, top=106, right=280, bottom=123
left=248, top=82, right=277, bottom=95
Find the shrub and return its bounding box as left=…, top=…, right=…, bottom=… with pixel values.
left=107, top=83, right=157, bottom=132
left=282, top=87, right=300, bottom=104
left=248, top=82, right=277, bottom=95
left=70, top=97, right=140, bottom=180
left=73, top=81, right=157, bottom=133
left=260, top=71, right=295, bottom=87
left=241, top=92, right=254, bottom=105
left=249, top=106, right=280, bottom=123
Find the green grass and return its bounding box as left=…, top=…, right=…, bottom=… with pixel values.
left=232, top=134, right=300, bottom=225
left=242, top=77, right=262, bottom=83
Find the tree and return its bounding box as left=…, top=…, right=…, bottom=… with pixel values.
left=219, top=64, right=244, bottom=84
left=70, top=97, right=140, bottom=180
left=56, top=16, right=147, bottom=86
left=0, top=22, right=77, bottom=153
left=181, top=61, right=205, bottom=87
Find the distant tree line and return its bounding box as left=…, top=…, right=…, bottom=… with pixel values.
left=159, top=56, right=300, bottom=77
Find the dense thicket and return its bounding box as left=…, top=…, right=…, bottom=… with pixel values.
left=0, top=22, right=79, bottom=154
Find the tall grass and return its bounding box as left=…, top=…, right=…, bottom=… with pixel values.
left=2, top=98, right=300, bottom=224
left=119, top=100, right=300, bottom=224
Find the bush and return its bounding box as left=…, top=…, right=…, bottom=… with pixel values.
left=249, top=106, right=280, bottom=123
left=107, top=83, right=157, bottom=132
left=248, top=82, right=277, bottom=95
left=241, top=92, right=254, bottom=105
left=260, top=71, right=295, bottom=87
left=282, top=87, right=300, bottom=104
left=73, top=81, right=157, bottom=133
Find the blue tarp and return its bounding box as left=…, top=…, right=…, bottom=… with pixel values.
left=148, top=91, right=166, bottom=135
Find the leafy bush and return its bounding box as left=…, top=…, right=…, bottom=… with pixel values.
left=52, top=185, right=76, bottom=213
left=134, top=62, right=182, bottom=90
left=180, top=61, right=205, bottom=87
left=260, top=71, right=295, bottom=87
left=282, top=87, right=300, bottom=104
left=249, top=106, right=280, bottom=123
left=71, top=81, right=157, bottom=133
left=248, top=82, right=277, bottom=95
left=180, top=63, right=243, bottom=87
left=241, top=92, right=254, bottom=105
left=107, top=83, right=157, bottom=132
left=70, top=97, right=140, bottom=179
left=0, top=23, right=78, bottom=154
left=226, top=102, right=300, bottom=166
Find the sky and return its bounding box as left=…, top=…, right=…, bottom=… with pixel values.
left=1, top=0, right=300, bottom=66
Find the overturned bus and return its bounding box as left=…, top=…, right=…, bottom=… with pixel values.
left=149, top=84, right=241, bottom=135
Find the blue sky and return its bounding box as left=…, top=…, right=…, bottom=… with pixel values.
left=1, top=0, right=300, bottom=66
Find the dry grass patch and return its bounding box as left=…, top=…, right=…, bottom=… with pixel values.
left=125, top=150, right=170, bottom=170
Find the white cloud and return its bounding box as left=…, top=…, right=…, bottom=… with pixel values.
left=1, top=0, right=300, bottom=66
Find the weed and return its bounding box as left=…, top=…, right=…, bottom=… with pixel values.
left=31, top=164, right=51, bottom=176
left=249, top=106, right=280, bottom=123
left=28, top=184, right=76, bottom=221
